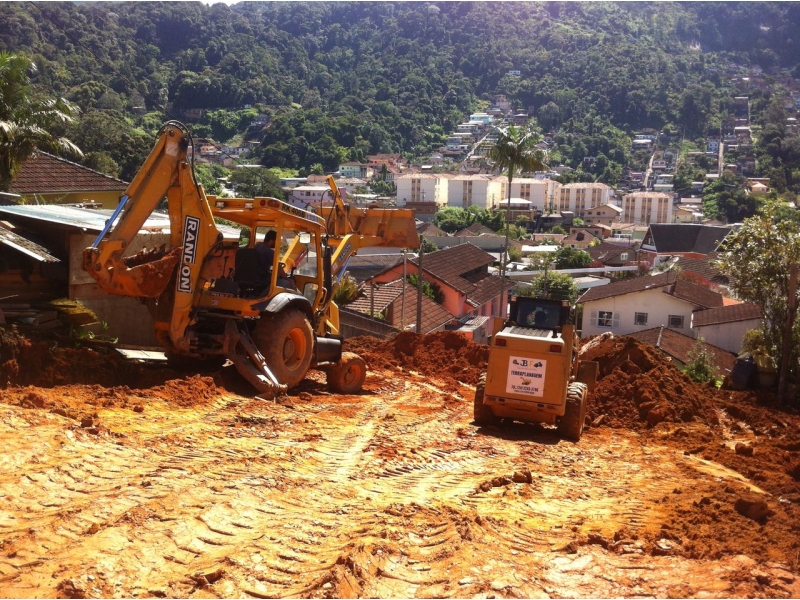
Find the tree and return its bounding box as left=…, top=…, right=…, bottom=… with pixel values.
left=684, top=338, right=718, bottom=384
left=0, top=52, right=82, bottom=191
left=487, top=124, right=547, bottom=313
left=717, top=200, right=800, bottom=394
left=554, top=247, right=591, bottom=269
left=406, top=272, right=444, bottom=304
left=229, top=167, right=285, bottom=199
left=514, top=272, right=579, bottom=304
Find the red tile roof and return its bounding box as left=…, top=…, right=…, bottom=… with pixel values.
left=668, top=278, right=724, bottom=309
left=348, top=279, right=453, bottom=334
left=578, top=272, right=672, bottom=303
left=579, top=272, right=722, bottom=309
left=692, top=302, right=762, bottom=327
left=10, top=152, right=128, bottom=194
left=627, top=327, right=736, bottom=375
left=409, top=243, right=494, bottom=295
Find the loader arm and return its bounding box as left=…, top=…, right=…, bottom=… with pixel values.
left=312, top=179, right=420, bottom=336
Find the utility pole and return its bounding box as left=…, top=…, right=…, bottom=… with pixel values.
left=778, top=263, right=798, bottom=404
left=416, top=237, right=424, bottom=334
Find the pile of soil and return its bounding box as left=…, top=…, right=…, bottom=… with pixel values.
left=581, top=335, right=720, bottom=430
left=346, top=331, right=488, bottom=385
left=0, top=327, right=191, bottom=390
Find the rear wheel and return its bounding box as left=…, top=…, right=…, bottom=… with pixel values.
left=557, top=382, right=588, bottom=441
left=327, top=352, right=367, bottom=394
left=253, top=309, right=314, bottom=389
left=473, top=374, right=500, bottom=426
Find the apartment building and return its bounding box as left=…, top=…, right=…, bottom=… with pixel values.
left=395, top=174, right=448, bottom=208
left=621, top=191, right=674, bottom=224
left=557, top=182, right=613, bottom=216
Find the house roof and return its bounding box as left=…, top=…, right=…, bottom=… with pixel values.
left=578, top=272, right=723, bottom=308
left=453, top=222, right=494, bottom=237
left=0, top=224, right=60, bottom=262
left=579, top=272, right=673, bottom=303
left=587, top=241, right=638, bottom=263
left=467, top=274, right=516, bottom=307
left=348, top=283, right=403, bottom=314
left=416, top=222, right=446, bottom=237
left=627, top=327, right=736, bottom=374
left=562, top=229, right=599, bottom=244
left=692, top=302, right=762, bottom=327
left=672, top=254, right=730, bottom=286
left=644, top=224, right=733, bottom=254
left=667, top=278, right=724, bottom=309
left=10, top=152, right=127, bottom=194
left=408, top=243, right=494, bottom=295
left=348, top=279, right=453, bottom=334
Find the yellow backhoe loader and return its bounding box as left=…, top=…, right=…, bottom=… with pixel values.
left=83, top=121, right=419, bottom=396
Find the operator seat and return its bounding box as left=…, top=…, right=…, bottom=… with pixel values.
left=233, top=247, right=263, bottom=297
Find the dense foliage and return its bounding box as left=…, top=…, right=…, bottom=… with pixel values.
left=3, top=2, right=800, bottom=187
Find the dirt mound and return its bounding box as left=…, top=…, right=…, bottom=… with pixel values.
left=582, top=335, right=720, bottom=431
left=0, top=327, right=187, bottom=390
left=346, top=331, right=488, bottom=385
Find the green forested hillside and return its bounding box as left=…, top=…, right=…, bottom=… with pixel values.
left=3, top=1, right=800, bottom=179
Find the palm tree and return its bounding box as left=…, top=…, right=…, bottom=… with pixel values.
left=0, top=52, right=82, bottom=192
left=487, top=124, right=547, bottom=314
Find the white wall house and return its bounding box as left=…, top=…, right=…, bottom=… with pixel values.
left=691, top=303, right=762, bottom=355
left=395, top=174, right=448, bottom=207
left=288, top=185, right=331, bottom=209
left=579, top=273, right=723, bottom=338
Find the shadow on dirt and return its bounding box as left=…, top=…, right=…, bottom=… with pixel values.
left=474, top=420, right=563, bottom=445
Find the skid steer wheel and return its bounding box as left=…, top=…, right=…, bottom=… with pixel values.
left=557, top=382, right=588, bottom=442
left=473, top=374, right=500, bottom=426
left=327, top=352, right=367, bottom=394
left=253, top=309, right=313, bottom=389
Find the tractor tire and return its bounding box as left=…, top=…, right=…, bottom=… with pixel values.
left=557, top=382, right=588, bottom=441
left=473, top=374, right=500, bottom=426
left=253, top=309, right=314, bottom=389
left=327, top=352, right=367, bottom=394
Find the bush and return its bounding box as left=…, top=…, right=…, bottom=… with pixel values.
left=684, top=338, right=718, bottom=384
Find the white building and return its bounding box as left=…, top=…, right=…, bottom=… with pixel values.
left=395, top=174, right=448, bottom=207
left=621, top=191, right=674, bottom=224
left=579, top=272, right=723, bottom=338
left=446, top=175, right=502, bottom=209
left=557, top=183, right=613, bottom=216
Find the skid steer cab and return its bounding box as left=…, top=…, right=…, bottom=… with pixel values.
left=473, top=296, right=598, bottom=441
left=82, top=121, right=419, bottom=398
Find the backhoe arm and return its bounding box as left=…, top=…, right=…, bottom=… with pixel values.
left=82, top=122, right=218, bottom=300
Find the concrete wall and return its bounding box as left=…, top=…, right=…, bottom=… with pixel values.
left=692, top=318, right=760, bottom=355
left=69, top=232, right=170, bottom=346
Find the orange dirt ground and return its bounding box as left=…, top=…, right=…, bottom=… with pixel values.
left=0, top=327, right=799, bottom=598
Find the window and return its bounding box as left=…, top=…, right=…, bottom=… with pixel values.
left=591, top=310, right=620, bottom=328
left=620, top=252, right=629, bottom=261
left=668, top=315, right=684, bottom=329
left=634, top=312, right=648, bottom=326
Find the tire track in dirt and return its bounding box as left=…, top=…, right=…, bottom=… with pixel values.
left=2, top=370, right=799, bottom=598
